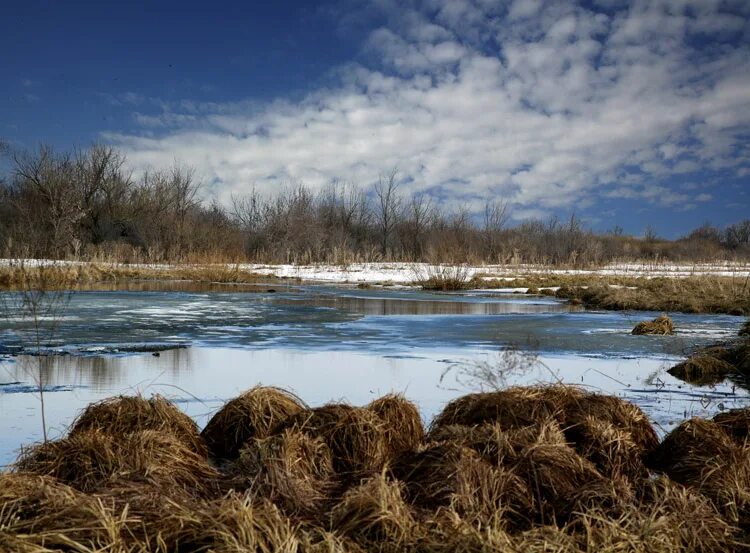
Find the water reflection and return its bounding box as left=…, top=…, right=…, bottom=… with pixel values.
left=2, top=346, right=748, bottom=468
left=280, top=293, right=576, bottom=315
left=4, top=349, right=194, bottom=392
left=68, top=280, right=293, bottom=293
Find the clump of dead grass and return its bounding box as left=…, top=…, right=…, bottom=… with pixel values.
left=668, top=354, right=737, bottom=385
left=696, top=445, right=750, bottom=533
left=5, top=385, right=750, bottom=551
left=366, top=394, right=425, bottom=459
left=389, top=440, right=531, bottom=529
left=193, top=496, right=300, bottom=553
left=273, top=404, right=389, bottom=482
left=562, top=391, right=659, bottom=457
left=734, top=340, right=750, bottom=374
left=69, top=394, right=206, bottom=456
left=0, top=472, right=128, bottom=551
left=713, top=408, right=750, bottom=445
left=15, top=429, right=220, bottom=497
left=632, top=314, right=674, bottom=335
left=646, top=418, right=737, bottom=484
left=430, top=385, right=658, bottom=465
left=228, top=429, right=335, bottom=518
left=513, top=432, right=607, bottom=525
left=329, top=472, right=418, bottom=547
left=390, top=442, right=482, bottom=509
left=563, top=415, right=647, bottom=481
left=571, top=476, right=740, bottom=553
left=645, top=418, right=750, bottom=535
left=201, top=386, right=306, bottom=461
left=429, top=386, right=569, bottom=431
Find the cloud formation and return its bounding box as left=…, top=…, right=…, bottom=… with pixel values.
left=107, top=0, right=750, bottom=217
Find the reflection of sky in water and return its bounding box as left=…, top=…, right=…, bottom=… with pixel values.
left=0, top=284, right=747, bottom=467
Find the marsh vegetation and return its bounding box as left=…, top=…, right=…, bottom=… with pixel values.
left=3, top=384, right=750, bottom=552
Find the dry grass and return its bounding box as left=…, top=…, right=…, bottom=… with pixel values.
left=631, top=314, right=675, bottom=335
left=389, top=440, right=532, bottom=530
left=668, top=335, right=750, bottom=387
left=429, top=386, right=571, bottom=431
left=735, top=341, right=750, bottom=374
left=559, top=277, right=750, bottom=315
left=14, top=429, right=220, bottom=497
left=201, top=386, right=306, bottom=461
left=4, top=386, right=750, bottom=552
left=69, top=394, right=206, bottom=456
left=0, top=472, right=128, bottom=551
left=0, top=261, right=271, bottom=290
left=646, top=418, right=737, bottom=484
left=668, top=353, right=737, bottom=385
left=562, top=392, right=659, bottom=456
left=472, top=273, right=750, bottom=315
left=713, top=408, right=750, bottom=445
left=413, top=264, right=472, bottom=291
left=272, top=404, right=389, bottom=482
left=572, top=476, right=740, bottom=553
left=512, top=432, right=607, bottom=525
left=228, top=429, right=335, bottom=518
left=367, top=394, right=425, bottom=459
left=563, top=415, right=647, bottom=481
left=329, top=472, right=418, bottom=547
left=430, top=385, right=658, bottom=461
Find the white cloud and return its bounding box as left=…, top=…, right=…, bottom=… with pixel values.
left=107, top=0, right=750, bottom=213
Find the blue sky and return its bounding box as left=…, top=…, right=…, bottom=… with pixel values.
left=2, top=0, right=749, bottom=238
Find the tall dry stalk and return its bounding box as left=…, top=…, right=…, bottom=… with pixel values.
left=1, top=259, right=72, bottom=442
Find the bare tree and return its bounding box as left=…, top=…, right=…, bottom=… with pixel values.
left=13, top=146, right=84, bottom=256
left=724, top=220, right=750, bottom=250
left=404, top=192, right=434, bottom=260
left=373, top=169, right=402, bottom=258
left=231, top=187, right=264, bottom=233
left=75, top=145, right=133, bottom=247
left=482, top=198, right=509, bottom=261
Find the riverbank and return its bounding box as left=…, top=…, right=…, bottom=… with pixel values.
left=2, top=259, right=748, bottom=314
left=3, top=384, right=749, bottom=552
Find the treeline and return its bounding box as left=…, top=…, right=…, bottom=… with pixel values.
left=0, top=144, right=748, bottom=266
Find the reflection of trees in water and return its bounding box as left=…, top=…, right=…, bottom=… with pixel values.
left=74, top=280, right=284, bottom=294
left=297, top=296, right=575, bottom=316
left=8, top=348, right=193, bottom=392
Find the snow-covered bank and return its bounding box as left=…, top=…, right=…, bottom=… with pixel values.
left=238, top=261, right=750, bottom=284
left=2, top=259, right=749, bottom=285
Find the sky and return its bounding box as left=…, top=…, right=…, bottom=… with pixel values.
left=2, top=0, right=749, bottom=238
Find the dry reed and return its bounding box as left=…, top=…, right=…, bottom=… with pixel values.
left=228, top=429, right=335, bottom=518
left=69, top=394, right=206, bottom=456
left=272, top=404, right=389, bottom=482
left=646, top=418, right=737, bottom=484
left=201, top=386, right=306, bottom=461
left=15, top=429, right=220, bottom=497
left=668, top=354, right=737, bottom=385
left=631, top=314, right=674, bottom=335
left=4, top=386, right=750, bottom=552
left=366, top=394, right=425, bottom=459
left=713, top=408, right=750, bottom=445
left=329, top=472, right=418, bottom=547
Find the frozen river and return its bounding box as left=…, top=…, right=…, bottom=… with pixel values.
left=1, top=281, right=747, bottom=466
